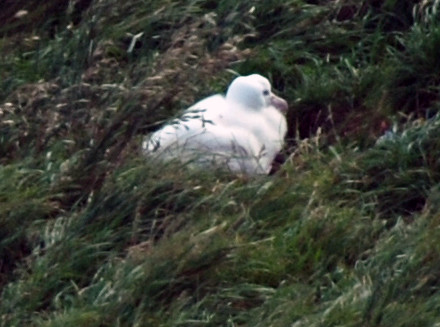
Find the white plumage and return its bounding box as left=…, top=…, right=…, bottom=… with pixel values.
left=142, top=74, right=288, bottom=175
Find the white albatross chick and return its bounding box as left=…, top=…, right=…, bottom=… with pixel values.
left=142, top=74, right=288, bottom=175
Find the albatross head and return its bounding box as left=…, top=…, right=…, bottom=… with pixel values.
left=226, top=74, right=288, bottom=113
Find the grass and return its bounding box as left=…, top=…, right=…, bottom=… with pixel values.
left=2, top=0, right=440, bottom=326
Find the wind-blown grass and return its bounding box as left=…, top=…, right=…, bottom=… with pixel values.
left=2, top=0, right=440, bottom=326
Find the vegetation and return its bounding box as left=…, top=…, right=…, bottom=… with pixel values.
left=2, top=0, right=440, bottom=325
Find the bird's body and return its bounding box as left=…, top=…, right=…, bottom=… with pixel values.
left=143, top=74, right=288, bottom=175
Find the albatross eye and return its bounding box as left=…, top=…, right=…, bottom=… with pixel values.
left=262, top=90, right=270, bottom=96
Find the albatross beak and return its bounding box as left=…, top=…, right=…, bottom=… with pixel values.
left=270, top=93, right=288, bottom=114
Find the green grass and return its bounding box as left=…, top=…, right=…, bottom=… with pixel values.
left=2, top=0, right=440, bottom=326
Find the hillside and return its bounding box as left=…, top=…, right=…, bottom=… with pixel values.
left=2, top=1, right=440, bottom=326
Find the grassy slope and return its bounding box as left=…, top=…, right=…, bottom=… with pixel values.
left=2, top=0, right=440, bottom=326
